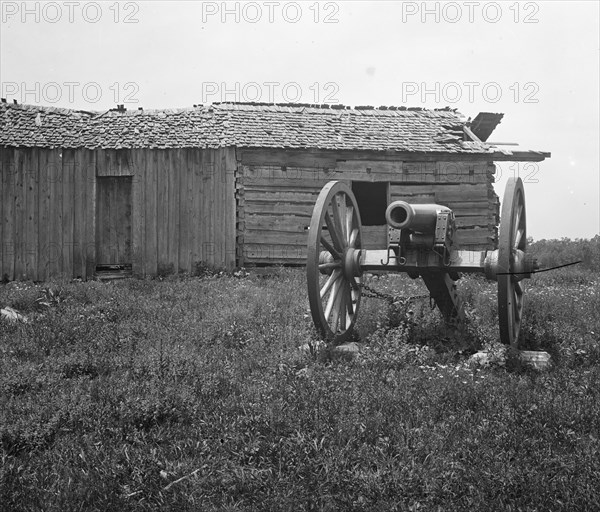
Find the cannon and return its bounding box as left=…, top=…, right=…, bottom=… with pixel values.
left=306, top=177, right=537, bottom=347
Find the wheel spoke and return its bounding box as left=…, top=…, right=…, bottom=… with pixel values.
left=515, top=280, right=523, bottom=297
left=339, top=198, right=348, bottom=242
left=514, top=227, right=524, bottom=249
left=324, top=211, right=344, bottom=252
left=515, top=282, right=524, bottom=316
left=514, top=203, right=523, bottom=236
left=339, top=282, right=347, bottom=331
left=330, top=282, right=344, bottom=332
left=512, top=285, right=520, bottom=321
left=330, top=195, right=347, bottom=249
left=349, top=228, right=359, bottom=248
left=346, top=206, right=354, bottom=245
left=345, top=283, right=354, bottom=316
left=320, top=236, right=341, bottom=259
left=320, top=269, right=341, bottom=299
left=325, top=278, right=341, bottom=320
left=318, top=261, right=341, bottom=272
left=507, top=291, right=514, bottom=326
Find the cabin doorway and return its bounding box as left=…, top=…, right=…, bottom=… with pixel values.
left=96, top=177, right=132, bottom=276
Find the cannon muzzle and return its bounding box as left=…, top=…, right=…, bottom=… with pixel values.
left=385, top=201, right=451, bottom=233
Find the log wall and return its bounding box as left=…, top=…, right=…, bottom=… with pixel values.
left=237, top=149, right=500, bottom=265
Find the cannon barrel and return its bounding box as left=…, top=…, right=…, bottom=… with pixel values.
left=385, top=201, right=451, bottom=232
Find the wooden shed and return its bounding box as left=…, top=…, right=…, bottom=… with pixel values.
left=0, top=101, right=549, bottom=281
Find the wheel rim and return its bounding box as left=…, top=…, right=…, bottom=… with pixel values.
left=307, top=181, right=363, bottom=343
left=498, top=177, right=526, bottom=348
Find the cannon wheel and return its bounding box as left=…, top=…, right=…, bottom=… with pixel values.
left=498, top=177, right=527, bottom=348
left=307, top=181, right=363, bottom=343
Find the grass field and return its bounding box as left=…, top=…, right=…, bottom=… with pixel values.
left=1, top=267, right=599, bottom=511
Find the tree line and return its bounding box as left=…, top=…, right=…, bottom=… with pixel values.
left=527, top=235, right=600, bottom=272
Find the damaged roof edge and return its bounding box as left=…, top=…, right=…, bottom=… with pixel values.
left=469, top=112, right=504, bottom=142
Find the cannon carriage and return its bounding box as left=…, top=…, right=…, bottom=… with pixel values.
left=306, top=177, right=537, bottom=348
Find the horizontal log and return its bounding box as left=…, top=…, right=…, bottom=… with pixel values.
left=243, top=177, right=329, bottom=189
left=242, top=243, right=307, bottom=261
left=403, top=161, right=495, bottom=175
left=454, top=216, right=495, bottom=228
left=245, top=230, right=308, bottom=245
left=245, top=215, right=310, bottom=232
left=390, top=183, right=490, bottom=197
left=393, top=174, right=490, bottom=184
left=243, top=190, right=320, bottom=203
left=242, top=164, right=334, bottom=180
left=335, top=160, right=403, bottom=181
left=240, top=149, right=337, bottom=168
left=454, top=227, right=497, bottom=246
left=246, top=203, right=314, bottom=217
left=439, top=201, right=494, bottom=210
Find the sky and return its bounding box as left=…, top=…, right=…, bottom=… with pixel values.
left=1, top=0, right=598, bottom=240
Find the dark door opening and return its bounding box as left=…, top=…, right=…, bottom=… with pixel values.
left=351, top=181, right=388, bottom=226
left=96, top=177, right=132, bottom=273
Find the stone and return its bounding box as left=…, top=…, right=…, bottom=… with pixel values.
left=469, top=351, right=492, bottom=366
left=519, top=351, right=552, bottom=370
left=0, top=307, right=28, bottom=323
left=469, top=349, right=552, bottom=371
left=332, top=342, right=362, bottom=360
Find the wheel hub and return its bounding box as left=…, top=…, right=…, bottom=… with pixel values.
left=484, top=248, right=538, bottom=281
left=343, top=248, right=362, bottom=280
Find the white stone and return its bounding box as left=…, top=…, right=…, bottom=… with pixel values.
left=519, top=351, right=552, bottom=370
left=0, top=307, right=28, bottom=323
left=469, top=351, right=491, bottom=365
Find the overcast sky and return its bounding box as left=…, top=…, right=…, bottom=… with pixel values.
left=1, top=0, right=598, bottom=240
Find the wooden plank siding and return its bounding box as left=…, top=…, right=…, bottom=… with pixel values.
left=0, top=146, right=236, bottom=281
left=84, top=150, right=97, bottom=278
left=238, top=149, right=499, bottom=265
left=13, top=148, right=25, bottom=279
left=0, top=147, right=8, bottom=279
left=0, top=147, right=96, bottom=281
left=130, top=149, right=146, bottom=275
left=130, top=147, right=236, bottom=276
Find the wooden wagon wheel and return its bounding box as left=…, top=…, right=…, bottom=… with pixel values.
left=307, top=181, right=363, bottom=343
left=497, top=177, right=527, bottom=348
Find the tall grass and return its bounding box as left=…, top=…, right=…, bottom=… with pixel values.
left=1, top=267, right=599, bottom=511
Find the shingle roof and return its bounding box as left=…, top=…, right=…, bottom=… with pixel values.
left=0, top=102, right=545, bottom=159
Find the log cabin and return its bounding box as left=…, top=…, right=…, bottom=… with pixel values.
left=0, top=100, right=550, bottom=281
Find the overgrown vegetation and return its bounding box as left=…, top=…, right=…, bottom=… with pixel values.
left=1, top=262, right=599, bottom=511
